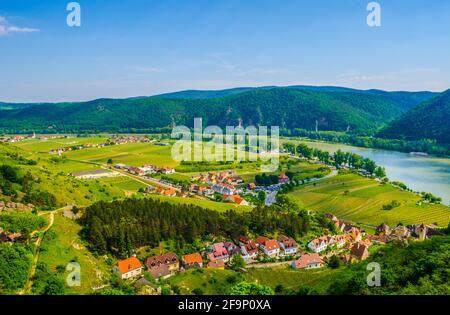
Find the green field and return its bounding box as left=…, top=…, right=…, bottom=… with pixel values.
left=38, top=215, right=110, bottom=294
left=14, top=137, right=108, bottom=152
left=290, top=173, right=450, bottom=227
left=167, top=266, right=342, bottom=294
left=147, top=194, right=252, bottom=212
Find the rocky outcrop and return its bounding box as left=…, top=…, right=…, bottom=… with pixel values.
left=0, top=201, right=35, bottom=213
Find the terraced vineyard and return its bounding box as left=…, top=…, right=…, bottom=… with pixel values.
left=291, top=173, right=450, bottom=227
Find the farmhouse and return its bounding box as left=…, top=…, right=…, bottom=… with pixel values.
left=145, top=253, right=179, bottom=279
left=278, top=174, right=290, bottom=184
left=308, top=236, right=329, bottom=253
left=350, top=242, right=370, bottom=260
left=181, top=253, right=203, bottom=269
left=256, top=237, right=280, bottom=258
left=115, top=257, right=144, bottom=279
left=206, top=242, right=229, bottom=262
left=212, top=183, right=236, bottom=195
left=278, top=235, right=299, bottom=256
left=292, top=253, right=324, bottom=269
left=239, top=237, right=258, bottom=261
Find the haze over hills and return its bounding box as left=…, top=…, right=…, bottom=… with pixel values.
left=379, top=89, right=450, bottom=145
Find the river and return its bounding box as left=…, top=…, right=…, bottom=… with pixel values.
left=295, top=140, right=450, bottom=206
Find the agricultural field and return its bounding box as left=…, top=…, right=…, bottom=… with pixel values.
left=37, top=214, right=111, bottom=294
left=290, top=173, right=450, bottom=227
left=13, top=137, right=108, bottom=153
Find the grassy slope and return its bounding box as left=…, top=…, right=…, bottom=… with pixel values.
left=290, top=173, right=450, bottom=227
left=38, top=214, right=110, bottom=294
left=167, top=266, right=342, bottom=295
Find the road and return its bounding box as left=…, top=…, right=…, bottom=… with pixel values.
left=19, top=206, right=71, bottom=295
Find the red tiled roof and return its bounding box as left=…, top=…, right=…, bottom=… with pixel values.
left=264, top=239, right=280, bottom=250
left=117, top=257, right=142, bottom=274
left=293, top=253, right=323, bottom=269
left=182, top=253, right=203, bottom=265
left=256, top=236, right=269, bottom=246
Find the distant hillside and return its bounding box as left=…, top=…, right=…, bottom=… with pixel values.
left=0, top=88, right=416, bottom=134
left=157, top=85, right=437, bottom=111
left=379, top=90, right=450, bottom=145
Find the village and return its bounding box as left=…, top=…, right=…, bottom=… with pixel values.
left=111, top=211, right=445, bottom=289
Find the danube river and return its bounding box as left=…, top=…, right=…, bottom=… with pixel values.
left=297, top=140, right=450, bottom=206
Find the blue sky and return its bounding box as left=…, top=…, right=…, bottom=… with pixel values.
left=1, top=0, right=450, bottom=102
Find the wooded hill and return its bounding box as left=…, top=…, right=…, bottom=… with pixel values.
left=0, top=87, right=437, bottom=135
left=379, top=89, right=450, bottom=145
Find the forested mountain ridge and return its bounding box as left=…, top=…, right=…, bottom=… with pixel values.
left=0, top=88, right=429, bottom=134
left=379, top=89, right=450, bottom=145
left=156, top=85, right=437, bottom=111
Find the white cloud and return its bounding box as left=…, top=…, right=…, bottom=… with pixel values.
left=0, top=16, right=39, bottom=36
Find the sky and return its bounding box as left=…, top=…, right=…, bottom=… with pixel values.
left=1, top=0, right=450, bottom=102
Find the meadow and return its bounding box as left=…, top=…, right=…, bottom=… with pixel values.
left=166, top=266, right=342, bottom=294
left=290, top=173, right=450, bottom=227
left=38, top=214, right=111, bottom=294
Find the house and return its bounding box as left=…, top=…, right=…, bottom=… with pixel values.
left=160, top=167, right=175, bottom=174
left=350, top=242, right=370, bottom=260
left=128, top=166, right=145, bottom=176
left=366, top=235, right=387, bottom=244
left=115, top=257, right=144, bottom=279
left=207, top=242, right=229, bottom=262
left=415, top=223, right=445, bottom=241
left=292, top=253, right=324, bottom=269
left=347, top=227, right=362, bottom=242
left=308, top=236, right=329, bottom=253
left=390, top=225, right=411, bottom=240
left=376, top=223, right=391, bottom=236
left=212, top=183, right=236, bottom=195
left=259, top=239, right=280, bottom=258
left=181, top=253, right=203, bottom=269
left=223, top=194, right=250, bottom=206
left=239, top=237, right=258, bottom=261
left=224, top=242, right=242, bottom=257
left=332, top=235, right=347, bottom=248
left=248, top=183, right=256, bottom=190
left=278, top=235, right=299, bottom=256
left=278, top=174, right=290, bottom=184
left=145, top=253, right=179, bottom=279
left=207, top=260, right=225, bottom=269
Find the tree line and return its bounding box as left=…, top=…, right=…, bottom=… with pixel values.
left=283, top=142, right=386, bottom=178
left=80, top=198, right=311, bottom=258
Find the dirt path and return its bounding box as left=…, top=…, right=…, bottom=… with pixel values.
left=18, top=206, right=71, bottom=295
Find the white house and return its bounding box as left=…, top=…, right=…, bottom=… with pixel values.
left=308, top=236, right=329, bottom=253
left=278, top=235, right=299, bottom=256
left=115, top=257, right=144, bottom=280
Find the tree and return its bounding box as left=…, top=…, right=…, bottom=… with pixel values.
left=229, top=282, right=274, bottom=295
left=375, top=166, right=386, bottom=178
left=327, top=255, right=341, bottom=269
left=107, top=158, right=113, bottom=164
left=229, top=254, right=245, bottom=271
